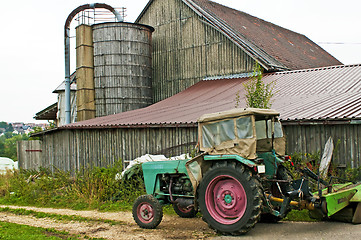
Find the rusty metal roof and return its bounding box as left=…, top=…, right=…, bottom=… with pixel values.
left=34, top=103, right=58, bottom=120
left=136, top=0, right=342, bottom=71
left=61, top=64, right=361, bottom=129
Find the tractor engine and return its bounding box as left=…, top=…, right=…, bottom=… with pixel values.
left=160, top=174, right=193, bottom=207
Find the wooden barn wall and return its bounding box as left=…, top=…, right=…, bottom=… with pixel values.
left=40, top=127, right=198, bottom=172
left=28, top=123, right=361, bottom=172
left=137, top=0, right=255, bottom=102
left=283, top=123, right=361, bottom=169
left=17, top=140, right=42, bottom=170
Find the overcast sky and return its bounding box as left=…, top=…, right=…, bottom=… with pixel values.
left=1, top=0, right=360, bottom=123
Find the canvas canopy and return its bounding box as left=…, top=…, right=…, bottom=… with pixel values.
left=198, top=108, right=285, bottom=159
left=198, top=108, right=280, bottom=123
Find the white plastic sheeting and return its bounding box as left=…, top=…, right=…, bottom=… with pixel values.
left=0, top=157, right=18, bottom=173
left=117, top=153, right=191, bottom=180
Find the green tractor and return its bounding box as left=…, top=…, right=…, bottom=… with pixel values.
left=132, top=108, right=361, bottom=235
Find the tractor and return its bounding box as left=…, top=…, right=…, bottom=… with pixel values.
left=132, top=108, right=361, bottom=235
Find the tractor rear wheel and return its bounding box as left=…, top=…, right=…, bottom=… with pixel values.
left=198, top=161, right=262, bottom=235
left=173, top=204, right=197, bottom=218
left=132, top=195, right=163, bottom=229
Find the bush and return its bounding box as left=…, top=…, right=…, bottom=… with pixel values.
left=0, top=161, right=146, bottom=210
left=241, top=63, right=276, bottom=109
left=345, top=166, right=361, bottom=183
left=286, top=152, right=359, bottom=189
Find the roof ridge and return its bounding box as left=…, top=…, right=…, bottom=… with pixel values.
left=183, top=0, right=287, bottom=71
left=266, top=63, right=361, bottom=76
left=136, top=0, right=342, bottom=70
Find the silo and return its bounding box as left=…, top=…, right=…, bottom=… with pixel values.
left=92, top=22, right=154, bottom=117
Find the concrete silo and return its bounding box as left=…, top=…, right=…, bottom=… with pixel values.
left=92, top=22, right=154, bottom=117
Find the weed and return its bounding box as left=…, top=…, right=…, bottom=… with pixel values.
left=283, top=209, right=318, bottom=222
left=241, top=63, right=276, bottom=109
left=0, top=160, right=145, bottom=210
left=345, top=166, right=361, bottom=183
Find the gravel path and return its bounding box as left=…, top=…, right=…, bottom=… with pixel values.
left=0, top=205, right=214, bottom=239
left=0, top=205, right=360, bottom=240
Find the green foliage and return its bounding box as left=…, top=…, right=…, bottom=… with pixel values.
left=0, top=122, right=13, bottom=133
left=31, top=126, right=44, bottom=133
left=0, top=207, right=124, bottom=225
left=242, top=63, right=276, bottom=109
left=46, top=121, right=57, bottom=130
left=0, top=161, right=146, bottom=210
left=283, top=209, right=317, bottom=222
left=345, top=166, right=361, bottom=183
left=0, top=221, right=77, bottom=240
left=0, top=132, right=29, bottom=160
left=286, top=151, right=360, bottom=190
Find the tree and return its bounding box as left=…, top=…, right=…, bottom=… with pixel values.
left=239, top=63, right=276, bottom=109
left=0, top=122, right=7, bottom=129
left=0, top=133, right=29, bottom=160
left=0, top=122, right=13, bottom=133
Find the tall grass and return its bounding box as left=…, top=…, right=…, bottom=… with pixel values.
left=0, top=161, right=145, bottom=210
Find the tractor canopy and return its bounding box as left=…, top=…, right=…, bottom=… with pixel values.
left=198, top=108, right=285, bottom=159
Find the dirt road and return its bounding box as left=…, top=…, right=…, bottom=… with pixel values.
left=0, top=205, right=214, bottom=239
left=0, top=205, right=360, bottom=240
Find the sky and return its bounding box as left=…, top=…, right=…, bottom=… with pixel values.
left=1, top=0, right=360, bottom=123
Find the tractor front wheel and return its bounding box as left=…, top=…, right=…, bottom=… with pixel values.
left=198, top=161, right=262, bottom=235
left=132, top=195, right=163, bottom=229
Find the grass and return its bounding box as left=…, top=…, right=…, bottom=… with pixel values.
left=1, top=154, right=356, bottom=223
left=0, top=165, right=318, bottom=223
left=0, top=221, right=105, bottom=240
left=283, top=209, right=318, bottom=222
left=0, top=207, right=125, bottom=226
left=0, top=162, right=146, bottom=211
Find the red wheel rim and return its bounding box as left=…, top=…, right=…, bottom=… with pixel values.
left=137, top=202, right=154, bottom=223
left=205, top=175, right=247, bottom=224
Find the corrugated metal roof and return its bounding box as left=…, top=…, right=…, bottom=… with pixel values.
left=188, top=0, right=342, bottom=70
left=136, top=0, right=342, bottom=71
left=61, top=64, right=361, bottom=129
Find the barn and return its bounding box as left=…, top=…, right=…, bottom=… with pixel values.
left=135, top=0, right=341, bottom=102
left=23, top=0, right=361, bottom=172
left=29, top=64, right=361, bottom=172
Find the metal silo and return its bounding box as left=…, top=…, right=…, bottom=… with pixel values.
left=92, top=22, right=154, bottom=117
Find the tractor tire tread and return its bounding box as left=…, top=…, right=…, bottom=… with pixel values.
left=198, top=161, right=262, bottom=235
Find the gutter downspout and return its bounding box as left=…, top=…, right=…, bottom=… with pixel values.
left=64, top=3, right=123, bottom=125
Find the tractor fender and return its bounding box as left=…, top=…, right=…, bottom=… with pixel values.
left=203, top=154, right=257, bottom=168
left=185, top=154, right=258, bottom=198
